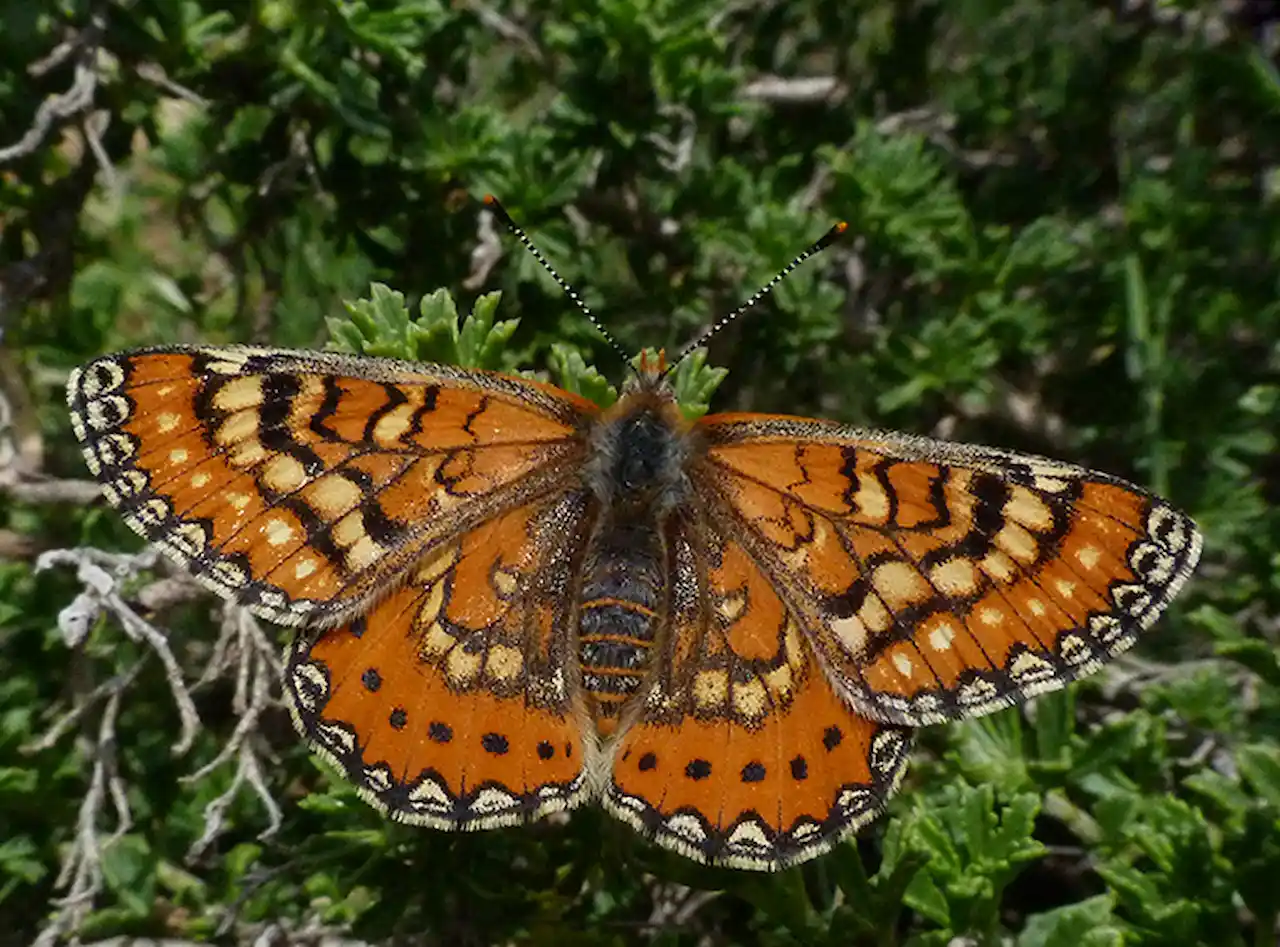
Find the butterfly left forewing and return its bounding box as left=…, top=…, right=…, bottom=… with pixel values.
left=67, top=346, right=596, bottom=627
left=603, top=515, right=912, bottom=871
left=693, top=413, right=1201, bottom=727
left=285, top=486, right=598, bottom=828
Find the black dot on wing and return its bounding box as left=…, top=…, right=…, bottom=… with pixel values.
left=685, top=759, right=711, bottom=780
left=638, top=752, right=657, bottom=772
left=428, top=721, right=453, bottom=743
left=790, top=755, right=808, bottom=780
left=389, top=707, right=407, bottom=730
left=350, top=616, right=368, bottom=638
left=823, top=725, right=843, bottom=751
left=741, top=761, right=766, bottom=783
left=361, top=668, right=382, bottom=692
left=481, top=732, right=510, bottom=755
left=537, top=740, right=555, bottom=760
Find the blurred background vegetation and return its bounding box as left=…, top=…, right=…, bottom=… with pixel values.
left=2, top=0, right=1278, bottom=944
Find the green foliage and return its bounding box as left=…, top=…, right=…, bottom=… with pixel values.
left=2, top=0, right=1278, bottom=944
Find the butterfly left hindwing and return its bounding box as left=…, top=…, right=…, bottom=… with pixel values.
left=285, top=482, right=597, bottom=828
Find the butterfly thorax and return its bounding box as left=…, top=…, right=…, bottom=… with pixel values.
left=578, top=384, right=693, bottom=733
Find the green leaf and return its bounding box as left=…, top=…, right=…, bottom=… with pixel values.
left=1237, top=743, right=1280, bottom=810
left=328, top=284, right=521, bottom=370
left=549, top=343, right=617, bottom=407
left=661, top=347, right=728, bottom=419
left=100, top=834, right=157, bottom=917
left=1018, top=894, right=1121, bottom=947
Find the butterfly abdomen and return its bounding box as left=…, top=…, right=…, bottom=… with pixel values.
left=577, top=521, right=665, bottom=728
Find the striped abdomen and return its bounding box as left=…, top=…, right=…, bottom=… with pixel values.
left=578, top=520, right=665, bottom=732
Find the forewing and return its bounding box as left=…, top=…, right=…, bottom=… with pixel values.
left=603, top=515, right=911, bottom=871
left=66, top=346, right=596, bottom=626
left=694, top=414, right=1202, bottom=726
left=285, top=487, right=598, bottom=828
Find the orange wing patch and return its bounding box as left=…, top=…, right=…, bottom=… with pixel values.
left=604, top=522, right=911, bottom=870
left=66, top=346, right=595, bottom=627
left=285, top=489, right=596, bottom=828
left=696, top=416, right=1201, bottom=726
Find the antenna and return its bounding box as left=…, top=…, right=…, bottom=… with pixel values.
left=668, top=220, right=848, bottom=372
left=484, top=195, right=632, bottom=368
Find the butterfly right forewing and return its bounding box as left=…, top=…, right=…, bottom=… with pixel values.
left=693, top=414, right=1202, bottom=727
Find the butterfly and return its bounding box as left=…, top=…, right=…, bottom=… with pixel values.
left=64, top=208, right=1201, bottom=871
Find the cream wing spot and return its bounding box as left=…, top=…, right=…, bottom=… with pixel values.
left=1005, top=486, right=1054, bottom=532
left=418, top=622, right=455, bottom=660
left=331, top=510, right=366, bottom=547
left=229, top=440, right=267, bottom=468
left=1074, top=545, right=1102, bottom=570
left=446, top=646, right=482, bottom=686
left=204, top=351, right=254, bottom=374
left=346, top=535, right=385, bottom=572
left=215, top=408, right=260, bottom=446
left=307, top=475, right=362, bottom=516
left=693, top=669, right=729, bottom=710
left=763, top=661, right=794, bottom=699
left=981, top=550, right=1017, bottom=582
left=892, top=652, right=915, bottom=677
left=78, top=360, right=126, bottom=397
left=731, top=677, right=768, bottom=720
left=871, top=560, right=931, bottom=609
left=491, top=567, right=519, bottom=597
left=168, top=447, right=189, bottom=465
left=929, top=557, right=983, bottom=597
left=1009, top=650, right=1056, bottom=683
left=724, top=820, right=769, bottom=851
left=928, top=620, right=958, bottom=652
left=157, top=412, right=182, bottom=434
left=854, top=474, right=891, bottom=522
left=294, top=558, right=319, bottom=580
left=1033, top=476, right=1070, bottom=493
left=265, top=517, right=296, bottom=547
left=858, top=596, right=893, bottom=635
left=485, top=644, right=524, bottom=682
left=993, top=522, right=1039, bottom=565
left=212, top=376, right=264, bottom=413
left=262, top=454, right=308, bottom=493
left=372, top=403, right=415, bottom=444
left=211, top=559, right=250, bottom=589
left=829, top=614, right=869, bottom=654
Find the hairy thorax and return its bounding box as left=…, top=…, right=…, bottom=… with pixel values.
left=577, top=389, right=694, bottom=734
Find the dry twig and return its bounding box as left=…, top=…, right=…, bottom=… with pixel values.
left=185, top=605, right=285, bottom=859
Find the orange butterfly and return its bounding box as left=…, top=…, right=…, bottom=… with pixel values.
left=65, top=209, right=1200, bottom=871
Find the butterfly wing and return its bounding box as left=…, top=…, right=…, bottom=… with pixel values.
left=285, top=486, right=599, bottom=827
left=603, top=515, right=912, bottom=871
left=66, top=346, right=596, bottom=626
left=692, top=414, right=1202, bottom=727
